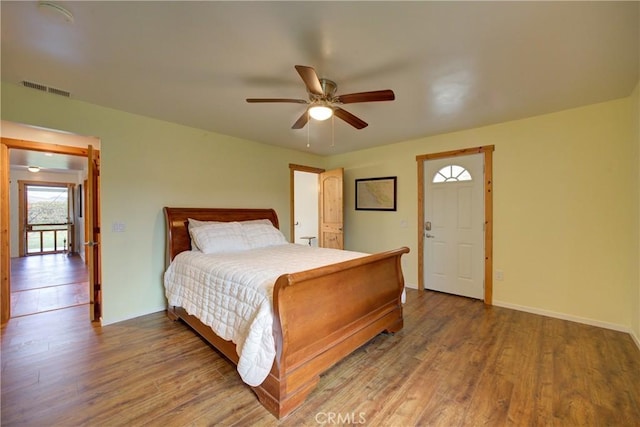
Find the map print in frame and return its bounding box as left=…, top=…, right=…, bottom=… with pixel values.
left=355, top=176, right=397, bottom=211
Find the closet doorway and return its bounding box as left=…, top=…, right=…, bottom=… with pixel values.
left=289, top=164, right=344, bottom=249
left=293, top=169, right=320, bottom=247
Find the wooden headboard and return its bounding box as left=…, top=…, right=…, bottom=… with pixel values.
left=163, top=207, right=280, bottom=265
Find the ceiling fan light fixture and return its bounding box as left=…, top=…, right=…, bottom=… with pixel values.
left=308, top=104, right=333, bottom=121
left=27, top=166, right=41, bottom=173
left=38, top=1, right=74, bottom=23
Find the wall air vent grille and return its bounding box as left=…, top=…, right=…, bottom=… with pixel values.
left=21, top=80, right=47, bottom=92
left=47, top=87, right=70, bottom=97
left=21, top=81, right=71, bottom=97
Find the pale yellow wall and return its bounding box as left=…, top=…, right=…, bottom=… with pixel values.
left=328, top=97, right=637, bottom=329
left=1, top=82, right=325, bottom=324
left=2, top=81, right=638, bottom=332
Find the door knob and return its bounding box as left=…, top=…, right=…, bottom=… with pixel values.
left=425, top=233, right=436, bottom=238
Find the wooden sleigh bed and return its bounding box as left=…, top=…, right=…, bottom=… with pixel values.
left=163, top=207, right=409, bottom=418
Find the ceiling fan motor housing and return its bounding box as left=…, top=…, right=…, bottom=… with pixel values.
left=246, top=65, right=394, bottom=130
left=317, top=78, right=338, bottom=100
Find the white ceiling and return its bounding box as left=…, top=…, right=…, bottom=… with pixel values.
left=9, top=148, right=86, bottom=173
left=1, top=1, right=638, bottom=157
left=3, top=121, right=97, bottom=172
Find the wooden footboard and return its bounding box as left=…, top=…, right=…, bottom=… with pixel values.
left=255, top=246, right=409, bottom=418
left=163, top=207, right=409, bottom=418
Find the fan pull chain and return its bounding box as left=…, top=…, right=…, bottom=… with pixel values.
left=331, top=114, right=335, bottom=147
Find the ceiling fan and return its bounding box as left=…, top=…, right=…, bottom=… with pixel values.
left=246, top=65, right=395, bottom=130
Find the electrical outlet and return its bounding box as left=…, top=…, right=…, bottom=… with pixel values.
left=495, top=270, right=504, bottom=281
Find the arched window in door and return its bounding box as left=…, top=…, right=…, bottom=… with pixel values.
left=432, top=164, right=472, bottom=183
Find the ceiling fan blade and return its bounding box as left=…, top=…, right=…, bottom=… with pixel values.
left=336, top=90, right=395, bottom=104
left=291, top=111, right=310, bottom=129
left=333, top=107, right=368, bottom=129
left=295, top=65, right=324, bottom=96
left=246, top=98, right=308, bottom=104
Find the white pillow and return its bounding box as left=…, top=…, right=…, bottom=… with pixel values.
left=241, top=219, right=274, bottom=226
left=188, top=218, right=217, bottom=229
left=241, top=222, right=288, bottom=249
left=190, top=218, right=272, bottom=227
left=188, top=218, right=218, bottom=251
left=188, top=218, right=276, bottom=251
left=189, top=222, right=250, bottom=254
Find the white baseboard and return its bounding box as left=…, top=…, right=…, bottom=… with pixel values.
left=631, top=329, right=640, bottom=351
left=493, top=299, right=631, bottom=333
left=403, top=290, right=640, bottom=351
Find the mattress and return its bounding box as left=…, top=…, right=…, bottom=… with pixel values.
left=163, top=243, right=368, bottom=386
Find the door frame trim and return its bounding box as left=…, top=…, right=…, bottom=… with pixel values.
left=416, top=145, right=495, bottom=304
left=1, top=137, right=91, bottom=323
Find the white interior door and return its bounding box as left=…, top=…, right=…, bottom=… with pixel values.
left=424, top=154, right=484, bottom=299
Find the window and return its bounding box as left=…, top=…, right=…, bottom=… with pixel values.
left=24, top=183, right=70, bottom=254
left=27, top=185, right=68, bottom=225
left=432, top=165, right=472, bottom=183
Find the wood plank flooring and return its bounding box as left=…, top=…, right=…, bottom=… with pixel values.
left=10, top=254, right=89, bottom=316
left=2, top=290, right=639, bottom=426
left=11, top=253, right=89, bottom=292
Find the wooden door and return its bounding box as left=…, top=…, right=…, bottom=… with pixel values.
left=86, top=145, right=102, bottom=321
left=83, top=180, right=88, bottom=263
left=67, top=183, right=74, bottom=254
left=1, top=142, right=9, bottom=323
left=424, top=154, right=484, bottom=299
left=319, top=168, right=344, bottom=249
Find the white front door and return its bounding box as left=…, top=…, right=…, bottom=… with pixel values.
left=424, top=153, right=484, bottom=299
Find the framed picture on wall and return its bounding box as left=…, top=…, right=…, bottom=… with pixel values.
left=355, top=176, right=397, bottom=211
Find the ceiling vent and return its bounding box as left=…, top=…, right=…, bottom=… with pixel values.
left=21, top=80, right=70, bottom=97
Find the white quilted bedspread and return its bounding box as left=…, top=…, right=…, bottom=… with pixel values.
left=163, top=243, right=367, bottom=387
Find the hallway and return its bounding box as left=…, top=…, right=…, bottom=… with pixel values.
left=10, top=254, right=89, bottom=317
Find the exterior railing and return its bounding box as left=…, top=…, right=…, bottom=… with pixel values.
left=26, top=224, right=70, bottom=254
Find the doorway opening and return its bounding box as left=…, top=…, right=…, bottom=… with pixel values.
left=289, top=164, right=345, bottom=250
left=11, top=180, right=89, bottom=317
left=423, top=154, right=484, bottom=299
left=1, top=136, right=100, bottom=323
left=416, top=145, right=494, bottom=304
left=290, top=164, right=324, bottom=246
left=293, top=169, right=320, bottom=247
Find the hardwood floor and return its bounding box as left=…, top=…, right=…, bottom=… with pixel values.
left=10, top=254, right=89, bottom=317
left=2, top=290, right=639, bottom=426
